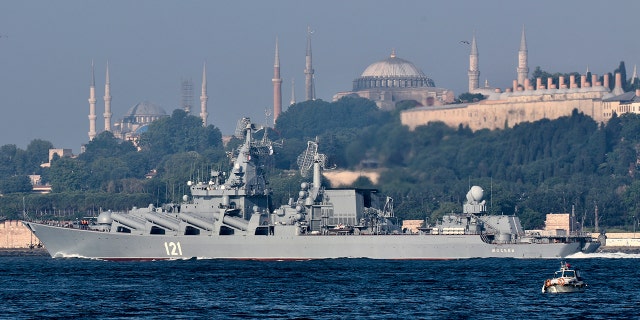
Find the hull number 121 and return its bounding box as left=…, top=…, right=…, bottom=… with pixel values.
left=164, top=241, right=183, bottom=256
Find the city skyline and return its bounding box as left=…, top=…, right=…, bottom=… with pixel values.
left=1, top=0, right=639, bottom=152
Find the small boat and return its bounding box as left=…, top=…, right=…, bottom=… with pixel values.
left=541, top=261, right=587, bottom=293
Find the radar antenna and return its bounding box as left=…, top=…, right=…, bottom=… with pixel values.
left=296, top=139, right=327, bottom=177
left=234, top=117, right=252, bottom=139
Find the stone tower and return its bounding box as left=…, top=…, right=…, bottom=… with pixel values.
left=468, top=32, right=480, bottom=92
left=103, top=61, right=112, bottom=132
left=517, top=26, right=529, bottom=87
left=88, top=61, right=97, bottom=141
left=200, top=62, right=208, bottom=126
left=304, top=26, right=315, bottom=101
left=272, top=38, right=282, bottom=124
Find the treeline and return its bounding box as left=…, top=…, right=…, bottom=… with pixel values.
left=275, top=98, right=640, bottom=231
left=2, top=97, right=640, bottom=232
left=0, top=109, right=225, bottom=220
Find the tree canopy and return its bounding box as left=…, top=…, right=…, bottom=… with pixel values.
left=4, top=93, right=640, bottom=232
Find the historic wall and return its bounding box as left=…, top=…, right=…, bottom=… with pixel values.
left=0, top=220, right=39, bottom=248
left=401, top=98, right=605, bottom=131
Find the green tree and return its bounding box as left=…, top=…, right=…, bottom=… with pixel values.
left=457, top=92, right=486, bottom=103
left=138, top=109, right=222, bottom=159
left=25, top=139, right=54, bottom=173
left=48, top=157, right=89, bottom=192
left=0, top=175, right=32, bottom=194
left=615, top=61, right=627, bottom=91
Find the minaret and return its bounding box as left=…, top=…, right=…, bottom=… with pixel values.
left=199, top=62, right=208, bottom=126
left=468, top=32, right=480, bottom=92
left=632, top=65, right=638, bottom=85
left=272, top=38, right=282, bottom=124
left=517, top=25, right=529, bottom=86
left=304, top=26, right=315, bottom=101
left=103, top=61, right=112, bottom=132
left=290, top=78, right=296, bottom=106
left=88, top=60, right=97, bottom=141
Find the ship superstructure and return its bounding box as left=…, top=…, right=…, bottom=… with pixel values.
left=23, top=118, right=600, bottom=260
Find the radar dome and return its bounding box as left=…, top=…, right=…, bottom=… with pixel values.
left=97, top=211, right=113, bottom=224
left=466, top=186, right=484, bottom=204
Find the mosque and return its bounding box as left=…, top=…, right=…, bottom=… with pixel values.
left=87, top=62, right=209, bottom=145
left=87, top=26, right=639, bottom=147
left=332, top=49, right=455, bottom=109
left=400, top=27, right=634, bottom=131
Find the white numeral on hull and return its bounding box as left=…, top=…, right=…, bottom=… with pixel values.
left=164, top=241, right=183, bottom=256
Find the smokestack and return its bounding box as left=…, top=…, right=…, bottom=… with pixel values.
left=570, top=75, right=576, bottom=89
left=604, top=73, right=610, bottom=89
left=547, top=77, right=554, bottom=89
left=559, top=76, right=566, bottom=89
left=536, top=78, right=542, bottom=90
left=580, top=75, right=587, bottom=88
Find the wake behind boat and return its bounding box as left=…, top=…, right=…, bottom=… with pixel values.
left=23, top=118, right=600, bottom=260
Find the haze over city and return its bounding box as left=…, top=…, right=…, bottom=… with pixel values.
left=1, top=0, right=639, bottom=153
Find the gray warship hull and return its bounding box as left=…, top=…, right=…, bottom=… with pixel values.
left=23, top=221, right=586, bottom=260
left=23, top=119, right=600, bottom=260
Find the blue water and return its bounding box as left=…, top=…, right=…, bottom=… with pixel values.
left=1, top=253, right=638, bottom=319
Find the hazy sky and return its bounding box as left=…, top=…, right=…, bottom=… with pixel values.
left=1, top=0, right=639, bottom=153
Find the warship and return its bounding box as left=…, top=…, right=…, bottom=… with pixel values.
left=23, top=118, right=600, bottom=260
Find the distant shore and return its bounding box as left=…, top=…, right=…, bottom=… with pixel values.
left=0, top=247, right=48, bottom=257
left=596, top=246, right=640, bottom=254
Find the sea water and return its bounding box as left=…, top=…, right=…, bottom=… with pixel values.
left=1, top=252, right=638, bottom=319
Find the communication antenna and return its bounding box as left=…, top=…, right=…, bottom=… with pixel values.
left=264, top=107, right=272, bottom=129
left=296, top=139, right=327, bottom=177
left=234, top=117, right=252, bottom=139
left=181, top=78, right=193, bottom=113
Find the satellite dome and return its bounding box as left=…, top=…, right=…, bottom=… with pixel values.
left=97, top=211, right=113, bottom=224
left=466, top=186, right=484, bottom=204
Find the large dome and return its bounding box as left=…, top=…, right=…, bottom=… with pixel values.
left=124, top=101, right=166, bottom=117
left=352, top=51, right=435, bottom=91
left=361, top=52, right=426, bottom=78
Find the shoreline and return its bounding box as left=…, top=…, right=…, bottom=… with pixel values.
left=0, top=247, right=48, bottom=256
left=595, top=246, right=640, bottom=254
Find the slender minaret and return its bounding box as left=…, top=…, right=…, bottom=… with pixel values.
left=290, top=78, right=296, bottom=106
left=272, top=38, right=282, bottom=124
left=88, top=60, right=97, bottom=141
left=632, top=64, right=638, bottom=85
left=103, top=61, right=112, bottom=132
left=304, top=26, right=315, bottom=101
left=468, top=32, right=480, bottom=92
left=517, top=25, right=529, bottom=86
left=199, top=62, right=208, bottom=126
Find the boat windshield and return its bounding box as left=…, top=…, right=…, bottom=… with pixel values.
left=554, top=270, right=576, bottom=278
